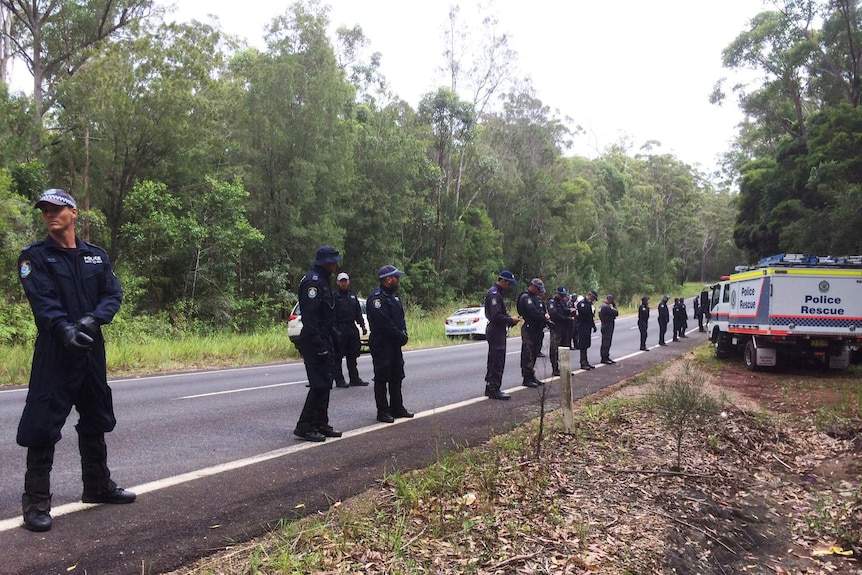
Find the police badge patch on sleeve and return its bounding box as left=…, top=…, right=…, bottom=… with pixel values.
left=490, top=298, right=498, bottom=306
left=373, top=299, right=382, bottom=309
left=308, top=287, right=318, bottom=299
left=20, top=260, right=31, bottom=279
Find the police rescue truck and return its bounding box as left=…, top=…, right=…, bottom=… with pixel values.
left=708, top=254, right=862, bottom=370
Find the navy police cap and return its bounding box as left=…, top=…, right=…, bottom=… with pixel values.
left=498, top=270, right=518, bottom=286
left=378, top=265, right=405, bottom=279
left=35, top=189, right=76, bottom=209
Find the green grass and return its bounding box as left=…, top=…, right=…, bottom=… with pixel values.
left=0, top=285, right=713, bottom=387
left=0, top=305, right=485, bottom=387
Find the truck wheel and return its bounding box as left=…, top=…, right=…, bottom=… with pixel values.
left=713, top=330, right=730, bottom=359
left=743, top=340, right=759, bottom=371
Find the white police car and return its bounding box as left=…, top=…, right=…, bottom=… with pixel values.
left=444, top=307, right=489, bottom=339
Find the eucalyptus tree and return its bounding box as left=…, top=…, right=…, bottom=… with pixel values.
left=51, top=20, right=233, bottom=262
left=0, top=0, right=155, bottom=131
left=0, top=83, right=34, bottom=167
left=477, top=89, right=571, bottom=280
left=232, top=1, right=355, bottom=287
left=718, top=0, right=862, bottom=257
left=349, top=100, right=436, bottom=288
left=417, top=87, right=477, bottom=272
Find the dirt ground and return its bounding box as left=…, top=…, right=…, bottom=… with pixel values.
left=172, top=352, right=862, bottom=574
left=581, top=353, right=862, bottom=575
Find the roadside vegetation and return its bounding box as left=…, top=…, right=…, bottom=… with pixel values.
left=0, top=284, right=708, bottom=387
left=169, top=346, right=862, bottom=574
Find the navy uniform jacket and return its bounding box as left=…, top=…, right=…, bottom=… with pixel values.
left=297, top=266, right=336, bottom=355
left=516, top=291, right=546, bottom=330
left=19, top=235, right=122, bottom=338
left=548, top=296, right=573, bottom=333
left=638, top=304, right=650, bottom=326
left=334, top=289, right=366, bottom=329
left=17, top=235, right=123, bottom=447
left=367, top=286, right=407, bottom=348
left=367, top=285, right=407, bottom=381
left=598, top=302, right=618, bottom=324
left=657, top=301, right=670, bottom=325
left=484, top=284, right=518, bottom=332
left=576, top=299, right=595, bottom=330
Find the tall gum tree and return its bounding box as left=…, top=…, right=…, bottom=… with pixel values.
left=0, top=0, right=155, bottom=132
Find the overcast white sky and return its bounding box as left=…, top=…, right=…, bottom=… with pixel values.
left=10, top=1, right=769, bottom=174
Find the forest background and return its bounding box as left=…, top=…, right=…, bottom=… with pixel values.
left=0, top=0, right=859, bottom=348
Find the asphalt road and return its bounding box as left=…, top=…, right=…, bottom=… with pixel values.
left=0, top=312, right=706, bottom=575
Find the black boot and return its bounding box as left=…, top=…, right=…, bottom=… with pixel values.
left=22, top=494, right=52, bottom=532
left=486, top=387, right=511, bottom=400
left=79, top=432, right=136, bottom=504
left=346, top=356, right=368, bottom=386
left=522, top=377, right=538, bottom=388
left=23, top=445, right=54, bottom=532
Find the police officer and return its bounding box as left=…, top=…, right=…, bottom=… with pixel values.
left=483, top=270, right=521, bottom=400
left=672, top=297, right=683, bottom=341
left=657, top=294, right=670, bottom=346
left=598, top=294, right=619, bottom=364
left=696, top=291, right=708, bottom=332
left=293, top=246, right=343, bottom=443
left=516, top=278, right=549, bottom=387
left=638, top=296, right=650, bottom=351
left=367, top=265, right=413, bottom=423
left=576, top=290, right=598, bottom=370
left=17, top=189, right=134, bottom=532
left=547, top=287, right=573, bottom=377
left=332, top=272, right=369, bottom=388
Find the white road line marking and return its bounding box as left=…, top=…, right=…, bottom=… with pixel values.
left=176, top=381, right=308, bottom=400
left=0, top=397, right=486, bottom=533
left=0, top=334, right=705, bottom=531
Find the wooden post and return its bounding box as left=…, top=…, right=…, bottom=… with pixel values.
left=560, top=346, right=573, bottom=433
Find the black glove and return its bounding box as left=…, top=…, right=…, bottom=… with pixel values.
left=361, top=326, right=367, bottom=335
left=592, top=325, right=597, bottom=333
left=61, top=325, right=93, bottom=351
left=76, top=313, right=99, bottom=338
left=398, top=331, right=409, bottom=346
left=316, top=349, right=330, bottom=363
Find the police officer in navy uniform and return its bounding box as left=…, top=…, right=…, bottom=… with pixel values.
left=547, top=287, right=572, bottom=376
left=516, top=278, right=549, bottom=387
left=576, top=290, right=598, bottom=370
left=367, top=265, right=413, bottom=423
left=598, top=294, right=619, bottom=364
left=332, top=272, right=369, bottom=388
left=657, top=294, right=670, bottom=345
left=17, top=189, right=134, bottom=532
left=672, top=297, right=683, bottom=341
left=638, top=296, right=651, bottom=351
left=293, top=246, right=343, bottom=442
left=483, top=271, right=521, bottom=400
